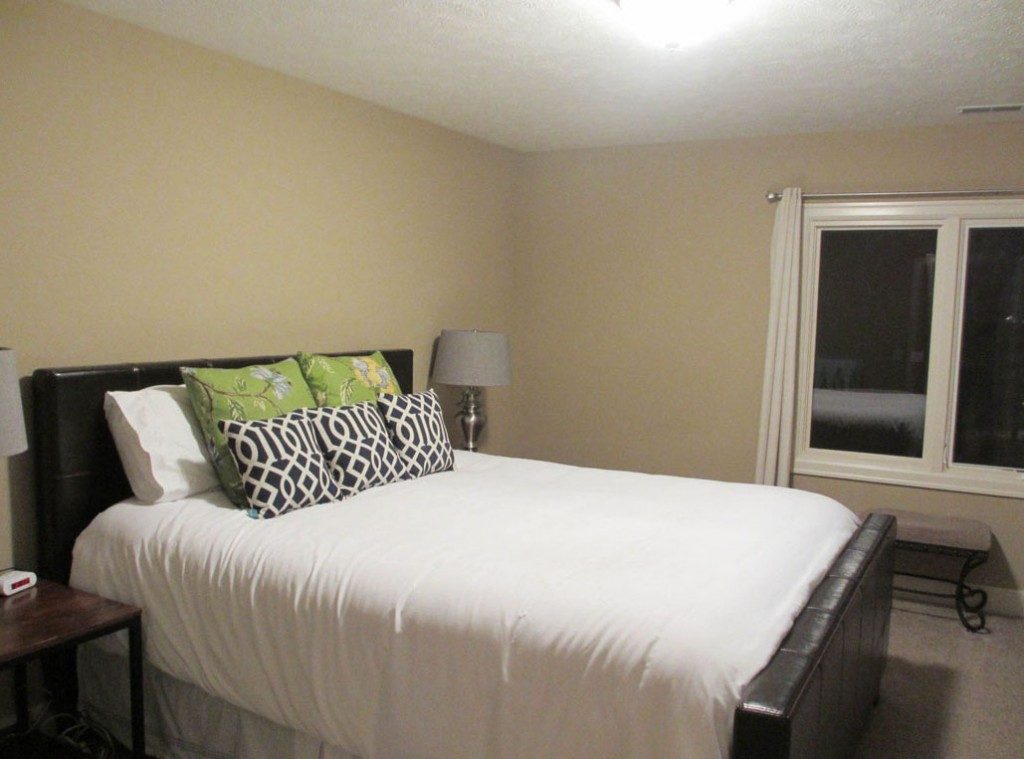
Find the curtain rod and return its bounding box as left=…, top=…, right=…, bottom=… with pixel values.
left=765, top=189, right=1024, bottom=203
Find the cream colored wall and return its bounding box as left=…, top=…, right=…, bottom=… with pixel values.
left=511, top=122, right=1024, bottom=593
left=0, top=0, right=518, bottom=569
left=5, top=0, right=1020, bottom=739
left=2, top=3, right=1022, bottom=601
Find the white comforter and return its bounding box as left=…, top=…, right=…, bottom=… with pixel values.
left=71, top=452, right=857, bottom=759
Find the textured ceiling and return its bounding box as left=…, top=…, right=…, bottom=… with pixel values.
left=67, top=0, right=1024, bottom=151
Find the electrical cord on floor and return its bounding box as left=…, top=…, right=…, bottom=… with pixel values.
left=0, top=687, right=115, bottom=758
left=53, top=711, right=115, bottom=758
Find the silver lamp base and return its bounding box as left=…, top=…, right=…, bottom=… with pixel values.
left=456, top=387, right=485, bottom=451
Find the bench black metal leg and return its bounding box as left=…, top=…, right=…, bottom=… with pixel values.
left=954, top=551, right=988, bottom=633
left=128, top=617, right=145, bottom=758
left=893, top=539, right=990, bottom=634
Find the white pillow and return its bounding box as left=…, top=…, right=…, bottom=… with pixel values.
left=104, top=385, right=219, bottom=503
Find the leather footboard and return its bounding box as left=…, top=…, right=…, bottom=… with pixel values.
left=733, top=513, right=895, bottom=759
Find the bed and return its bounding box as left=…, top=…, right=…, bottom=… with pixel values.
left=32, top=349, right=895, bottom=759
left=811, top=389, right=926, bottom=457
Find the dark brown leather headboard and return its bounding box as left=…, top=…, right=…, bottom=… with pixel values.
left=32, top=349, right=413, bottom=585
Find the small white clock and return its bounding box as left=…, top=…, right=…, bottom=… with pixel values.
left=0, top=569, right=37, bottom=596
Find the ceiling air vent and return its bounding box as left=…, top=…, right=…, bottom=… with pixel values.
left=958, top=103, right=1024, bottom=114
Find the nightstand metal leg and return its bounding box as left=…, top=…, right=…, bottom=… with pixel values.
left=128, top=618, right=145, bottom=758
left=13, top=664, right=29, bottom=732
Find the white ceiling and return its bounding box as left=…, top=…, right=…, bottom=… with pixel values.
left=67, top=0, right=1024, bottom=152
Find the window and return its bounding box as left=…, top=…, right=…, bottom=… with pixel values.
left=795, top=199, right=1024, bottom=497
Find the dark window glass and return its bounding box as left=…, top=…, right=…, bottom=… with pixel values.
left=810, top=229, right=937, bottom=457
left=953, top=227, right=1024, bottom=469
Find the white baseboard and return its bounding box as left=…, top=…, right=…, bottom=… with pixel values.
left=983, top=585, right=1024, bottom=618
left=893, top=576, right=1024, bottom=619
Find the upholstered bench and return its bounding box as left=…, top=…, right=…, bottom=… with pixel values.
left=860, top=509, right=991, bottom=632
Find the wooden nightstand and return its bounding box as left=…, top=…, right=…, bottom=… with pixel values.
left=0, top=580, right=144, bottom=758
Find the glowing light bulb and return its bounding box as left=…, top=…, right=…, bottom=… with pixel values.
left=617, top=0, right=734, bottom=48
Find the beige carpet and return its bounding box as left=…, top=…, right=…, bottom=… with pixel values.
left=854, top=602, right=1024, bottom=758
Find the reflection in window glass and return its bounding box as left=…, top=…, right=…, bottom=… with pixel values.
left=954, top=227, right=1024, bottom=469
left=810, top=229, right=937, bottom=457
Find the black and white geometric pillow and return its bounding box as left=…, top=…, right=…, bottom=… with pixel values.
left=376, top=389, right=455, bottom=479
left=303, top=403, right=408, bottom=497
left=218, top=410, right=341, bottom=519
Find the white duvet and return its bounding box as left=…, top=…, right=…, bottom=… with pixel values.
left=71, top=452, right=857, bottom=759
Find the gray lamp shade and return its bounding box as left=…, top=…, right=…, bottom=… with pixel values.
left=432, top=330, right=511, bottom=387
left=0, top=348, right=28, bottom=457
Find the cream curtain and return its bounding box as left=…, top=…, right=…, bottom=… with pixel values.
left=755, top=187, right=803, bottom=486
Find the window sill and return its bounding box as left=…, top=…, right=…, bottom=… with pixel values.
left=793, top=457, right=1024, bottom=499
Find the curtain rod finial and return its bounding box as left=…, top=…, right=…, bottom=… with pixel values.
left=766, top=191, right=783, bottom=203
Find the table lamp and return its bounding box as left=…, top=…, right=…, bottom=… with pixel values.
left=0, top=349, right=28, bottom=457
left=432, top=330, right=510, bottom=451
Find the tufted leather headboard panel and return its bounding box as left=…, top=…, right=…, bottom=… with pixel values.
left=32, top=349, right=413, bottom=585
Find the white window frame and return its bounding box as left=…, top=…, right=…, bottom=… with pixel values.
left=794, top=198, right=1024, bottom=498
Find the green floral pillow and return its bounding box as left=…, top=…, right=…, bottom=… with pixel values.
left=181, top=358, right=317, bottom=505
left=296, top=351, right=401, bottom=407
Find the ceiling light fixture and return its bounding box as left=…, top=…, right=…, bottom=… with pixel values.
left=614, top=0, right=735, bottom=49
